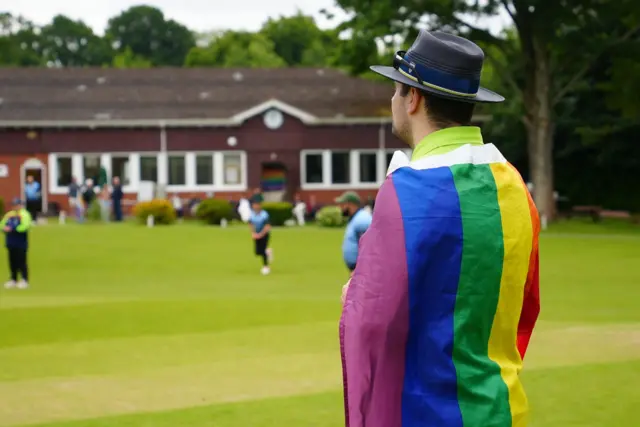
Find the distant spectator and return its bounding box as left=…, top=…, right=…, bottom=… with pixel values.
left=82, top=179, right=95, bottom=207
left=24, top=175, right=41, bottom=222
left=111, top=177, right=124, bottom=222
left=98, top=185, right=111, bottom=222
left=238, top=197, right=251, bottom=223
left=171, top=193, right=183, bottom=219
left=68, top=177, right=83, bottom=222
left=292, top=193, right=307, bottom=226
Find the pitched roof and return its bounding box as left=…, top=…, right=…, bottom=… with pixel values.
left=0, top=67, right=395, bottom=125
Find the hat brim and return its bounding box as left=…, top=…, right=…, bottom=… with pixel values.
left=370, top=65, right=505, bottom=104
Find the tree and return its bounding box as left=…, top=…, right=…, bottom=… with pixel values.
left=260, top=12, right=339, bottom=66
left=0, top=13, right=42, bottom=66
left=330, top=0, right=640, bottom=219
left=185, top=31, right=286, bottom=67
left=106, top=5, right=195, bottom=66
left=112, top=46, right=152, bottom=68
left=40, top=15, right=112, bottom=66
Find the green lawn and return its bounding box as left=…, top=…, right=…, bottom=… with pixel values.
left=0, top=221, right=639, bottom=427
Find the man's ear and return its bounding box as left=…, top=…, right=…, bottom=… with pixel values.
left=406, top=87, right=422, bottom=115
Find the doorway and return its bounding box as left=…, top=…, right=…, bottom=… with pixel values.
left=20, top=158, right=47, bottom=215
left=260, top=162, right=287, bottom=202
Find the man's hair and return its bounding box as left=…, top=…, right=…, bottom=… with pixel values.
left=399, top=84, right=475, bottom=129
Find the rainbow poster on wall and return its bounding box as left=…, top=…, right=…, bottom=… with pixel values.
left=261, top=167, right=286, bottom=192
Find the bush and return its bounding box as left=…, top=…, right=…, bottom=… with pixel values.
left=0, top=197, right=4, bottom=216
left=86, top=200, right=102, bottom=222
left=196, top=198, right=234, bottom=225
left=133, top=199, right=176, bottom=225
left=316, top=205, right=345, bottom=227
left=263, top=202, right=293, bottom=226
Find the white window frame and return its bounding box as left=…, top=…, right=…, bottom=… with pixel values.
left=166, top=152, right=189, bottom=190
left=50, top=154, right=74, bottom=191
left=194, top=152, right=215, bottom=187
left=300, top=149, right=387, bottom=190
left=355, top=149, right=380, bottom=186
left=49, top=151, right=248, bottom=195
left=218, top=151, right=247, bottom=191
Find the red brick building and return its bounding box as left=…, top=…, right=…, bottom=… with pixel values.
left=0, top=67, right=487, bottom=213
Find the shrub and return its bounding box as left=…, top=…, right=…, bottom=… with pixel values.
left=316, top=205, right=345, bottom=228
left=263, top=202, right=294, bottom=226
left=86, top=200, right=102, bottom=222
left=133, top=199, right=176, bottom=225
left=196, top=198, right=234, bottom=225
left=0, top=197, right=4, bottom=216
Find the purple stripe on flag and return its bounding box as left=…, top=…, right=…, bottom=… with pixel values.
left=340, top=176, right=409, bottom=427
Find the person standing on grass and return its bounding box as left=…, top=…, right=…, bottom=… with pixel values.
left=340, top=30, right=540, bottom=427
left=24, top=175, right=41, bottom=223
left=249, top=197, right=272, bottom=275
left=2, top=198, right=32, bottom=289
left=335, top=191, right=372, bottom=273
left=68, top=177, right=83, bottom=222
left=111, top=177, right=124, bottom=222
left=98, top=184, right=111, bottom=222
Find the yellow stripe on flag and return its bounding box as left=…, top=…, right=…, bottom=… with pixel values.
left=488, top=163, right=534, bottom=427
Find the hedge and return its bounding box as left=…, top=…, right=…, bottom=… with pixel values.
left=133, top=199, right=177, bottom=225
left=262, top=202, right=293, bottom=226
left=315, top=205, right=345, bottom=227
left=196, top=198, right=234, bottom=225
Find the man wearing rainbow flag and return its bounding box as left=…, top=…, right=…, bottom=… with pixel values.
left=340, top=30, right=541, bottom=427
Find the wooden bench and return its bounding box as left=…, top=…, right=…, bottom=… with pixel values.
left=569, top=205, right=603, bottom=222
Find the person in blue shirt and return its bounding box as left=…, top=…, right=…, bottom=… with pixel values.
left=336, top=191, right=372, bottom=273
left=1, top=198, right=33, bottom=289
left=24, top=175, right=41, bottom=222
left=249, top=197, right=272, bottom=275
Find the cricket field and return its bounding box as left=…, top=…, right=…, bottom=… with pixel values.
left=0, top=220, right=638, bottom=427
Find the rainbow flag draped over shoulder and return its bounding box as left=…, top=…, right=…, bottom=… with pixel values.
left=340, top=143, right=540, bottom=427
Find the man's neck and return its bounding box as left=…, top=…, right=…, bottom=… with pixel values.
left=410, top=121, right=438, bottom=149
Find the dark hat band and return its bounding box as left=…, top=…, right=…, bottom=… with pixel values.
left=394, top=52, right=480, bottom=98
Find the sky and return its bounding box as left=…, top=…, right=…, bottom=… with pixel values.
left=5, top=0, right=509, bottom=36
left=4, top=0, right=350, bottom=34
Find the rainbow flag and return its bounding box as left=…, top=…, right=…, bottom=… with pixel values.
left=261, top=168, right=286, bottom=192
left=340, top=143, right=540, bottom=427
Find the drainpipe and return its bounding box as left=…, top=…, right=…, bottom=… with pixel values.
left=158, top=121, right=168, bottom=197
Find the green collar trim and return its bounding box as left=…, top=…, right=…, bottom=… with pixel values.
left=411, top=126, right=484, bottom=160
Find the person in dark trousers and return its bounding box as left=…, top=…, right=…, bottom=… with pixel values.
left=24, top=175, right=41, bottom=222
left=111, top=176, right=124, bottom=222
left=2, top=198, right=32, bottom=289
left=82, top=179, right=96, bottom=208
left=249, top=197, right=272, bottom=275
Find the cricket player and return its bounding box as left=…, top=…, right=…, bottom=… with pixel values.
left=335, top=191, right=372, bottom=273
left=2, top=198, right=33, bottom=289
left=249, top=197, right=273, bottom=275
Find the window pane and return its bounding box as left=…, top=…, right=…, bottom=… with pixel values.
left=331, top=152, right=350, bottom=184
left=168, top=155, right=186, bottom=186
left=111, top=156, right=130, bottom=185
left=140, top=156, right=158, bottom=182
left=386, top=152, right=394, bottom=168
left=359, top=152, right=377, bottom=183
left=304, top=153, right=323, bottom=184
left=83, top=155, right=101, bottom=185
left=196, top=154, right=214, bottom=185
left=56, top=157, right=72, bottom=186
left=223, top=153, right=242, bottom=185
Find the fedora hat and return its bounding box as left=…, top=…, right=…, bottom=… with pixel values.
left=371, top=30, right=504, bottom=103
